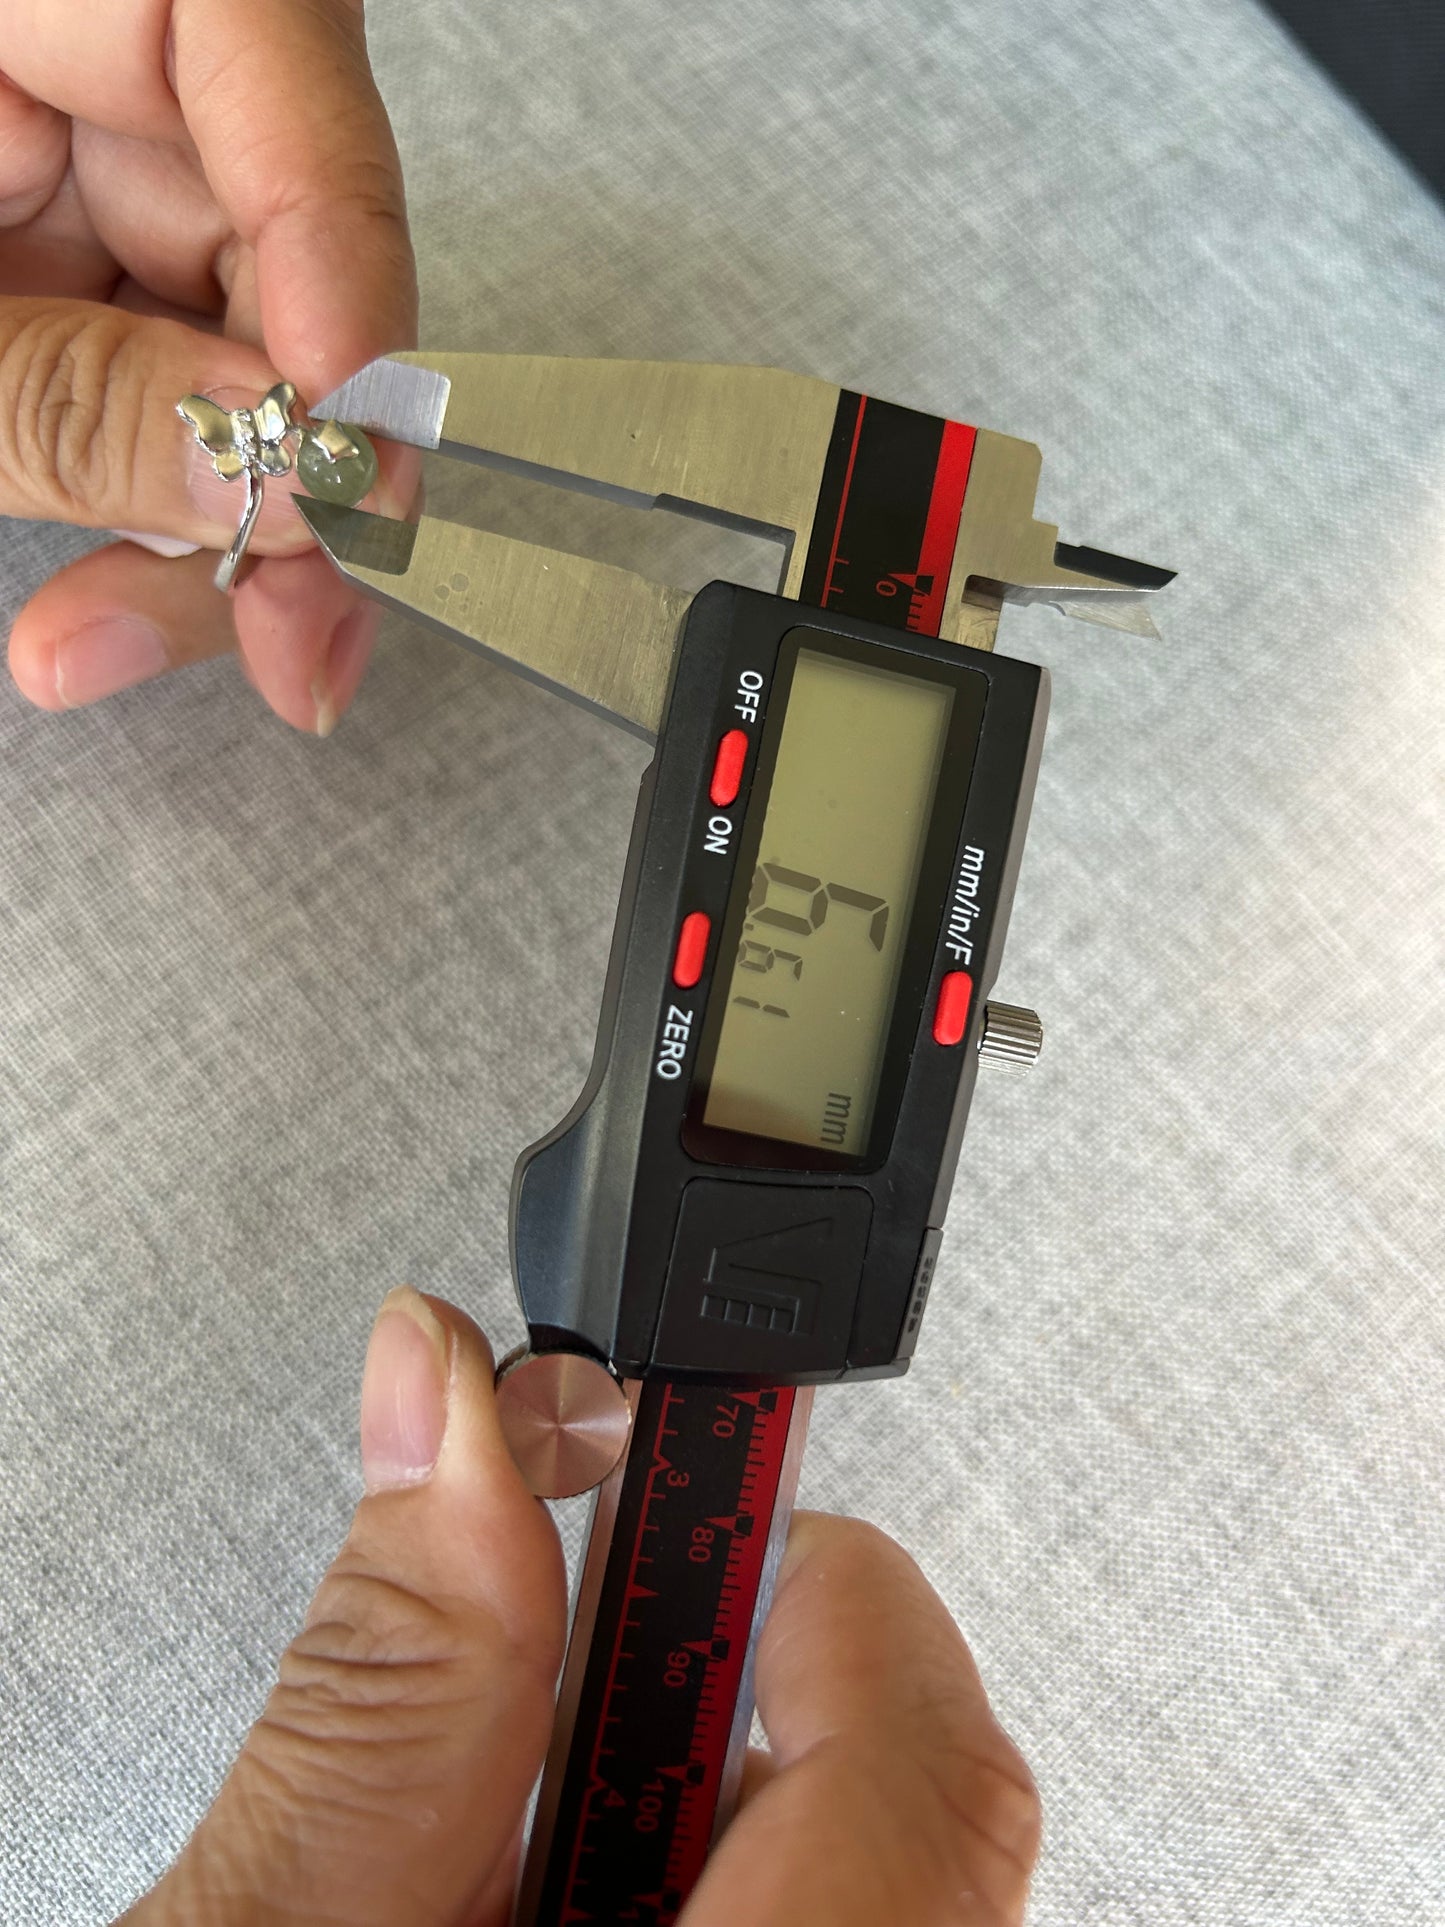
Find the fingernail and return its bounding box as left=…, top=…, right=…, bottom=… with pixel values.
left=115, top=529, right=203, bottom=560
left=53, top=618, right=170, bottom=707
left=311, top=602, right=380, bottom=738
left=360, top=1287, right=451, bottom=1494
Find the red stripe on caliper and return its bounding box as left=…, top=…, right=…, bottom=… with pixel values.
left=663, top=1387, right=797, bottom=1899
left=820, top=394, right=868, bottom=610
left=800, top=392, right=977, bottom=631
left=912, top=416, right=977, bottom=635
left=540, top=1383, right=798, bottom=1927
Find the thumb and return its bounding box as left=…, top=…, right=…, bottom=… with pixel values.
left=122, top=1290, right=568, bottom=1927
left=686, top=1514, right=1040, bottom=1927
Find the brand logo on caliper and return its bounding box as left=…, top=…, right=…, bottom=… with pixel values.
left=700, top=1220, right=831, bottom=1338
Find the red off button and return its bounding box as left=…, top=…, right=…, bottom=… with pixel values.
left=673, top=911, right=712, bottom=989
left=932, top=970, right=974, bottom=1045
left=709, top=729, right=749, bottom=807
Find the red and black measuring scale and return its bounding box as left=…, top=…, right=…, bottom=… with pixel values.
left=299, top=352, right=1173, bottom=1927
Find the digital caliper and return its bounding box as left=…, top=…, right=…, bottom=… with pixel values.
left=301, top=353, right=1173, bottom=1925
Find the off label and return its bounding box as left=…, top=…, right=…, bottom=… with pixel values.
left=733, top=667, right=764, bottom=723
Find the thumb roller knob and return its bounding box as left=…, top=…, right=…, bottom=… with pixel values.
left=495, top=1349, right=633, bottom=1499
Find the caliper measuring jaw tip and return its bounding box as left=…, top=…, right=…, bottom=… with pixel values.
left=310, top=351, right=1175, bottom=658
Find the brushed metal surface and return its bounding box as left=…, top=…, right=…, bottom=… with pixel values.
left=317, top=352, right=842, bottom=598
left=297, top=498, right=688, bottom=739
left=313, top=356, right=452, bottom=450
left=316, top=355, right=1172, bottom=655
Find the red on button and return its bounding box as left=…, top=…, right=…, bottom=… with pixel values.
left=709, top=729, right=749, bottom=807
left=932, top=970, right=974, bottom=1046
left=673, top=911, right=712, bottom=989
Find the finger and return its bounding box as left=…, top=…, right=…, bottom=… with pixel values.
left=2, top=294, right=419, bottom=733
left=70, top=121, right=228, bottom=318
left=0, top=70, right=116, bottom=303
left=109, top=275, right=225, bottom=330
left=233, top=546, right=384, bottom=737
left=171, top=0, right=418, bottom=391
left=0, top=297, right=411, bottom=550
left=0, top=3, right=181, bottom=144
left=0, top=296, right=291, bottom=538
left=11, top=539, right=387, bottom=736
left=0, top=163, right=117, bottom=303
left=0, top=65, right=70, bottom=231
left=122, top=1290, right=568, bottom=1927
left=685, top=1513, right=1041, bottom=1927
left=9, top=542, right=234, bottom=710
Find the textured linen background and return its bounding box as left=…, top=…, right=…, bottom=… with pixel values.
left=2, top=1, right=1442, bottom=1921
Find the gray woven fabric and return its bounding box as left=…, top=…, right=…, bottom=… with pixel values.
left=3, top=0, right=1443, bottom=1920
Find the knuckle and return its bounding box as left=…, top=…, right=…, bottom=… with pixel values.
left=234, top=1550, right=560, bottom=1842
left=0, top=306, right=140, bottom=521
left=929, top=1739, right=1042, bottom=1919
left=305, top=143, right=410, bottom=254
left=269, top=1566, right=472, bottom=1738
left=238, top=1566, right=481, bottom=1823
left=345, top=154, right=411, bottom=238
left=0, top=98, right=69, bottom=229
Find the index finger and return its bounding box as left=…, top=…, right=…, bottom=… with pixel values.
left=171, top=0, right=418, bottom=393
left=685, top=1513, right=1041, bottom=1927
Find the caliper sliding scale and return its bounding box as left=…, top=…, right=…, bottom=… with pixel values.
left=301, top=353, right=1173, bottom=1927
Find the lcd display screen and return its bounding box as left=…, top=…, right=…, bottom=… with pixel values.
left=702, top=645, right=955, bottom=1155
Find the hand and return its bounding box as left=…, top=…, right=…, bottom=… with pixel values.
left=120, top=1288, right=1040, bottom=1926
left=0, top=1, right=418, bottom=734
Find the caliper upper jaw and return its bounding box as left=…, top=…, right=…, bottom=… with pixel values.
left=313, top=351, right=839, bottom=594
left=312, top=353, right=1176, bottom=664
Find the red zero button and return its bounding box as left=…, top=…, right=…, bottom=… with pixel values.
left=673, top=911, right=711, bottom=989
left=709, top=729, right=749, bottom=807
left=932, top=970, right=974, bottom=1046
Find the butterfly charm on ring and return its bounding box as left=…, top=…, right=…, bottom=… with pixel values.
left=176, top=382, right=377, bottom=593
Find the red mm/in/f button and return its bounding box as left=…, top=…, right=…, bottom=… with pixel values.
left=709, top=729, right=749, bottom=807
left=673, top=912, right=712, bottom=989
left=932, top=970, right=974, bottom=1045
